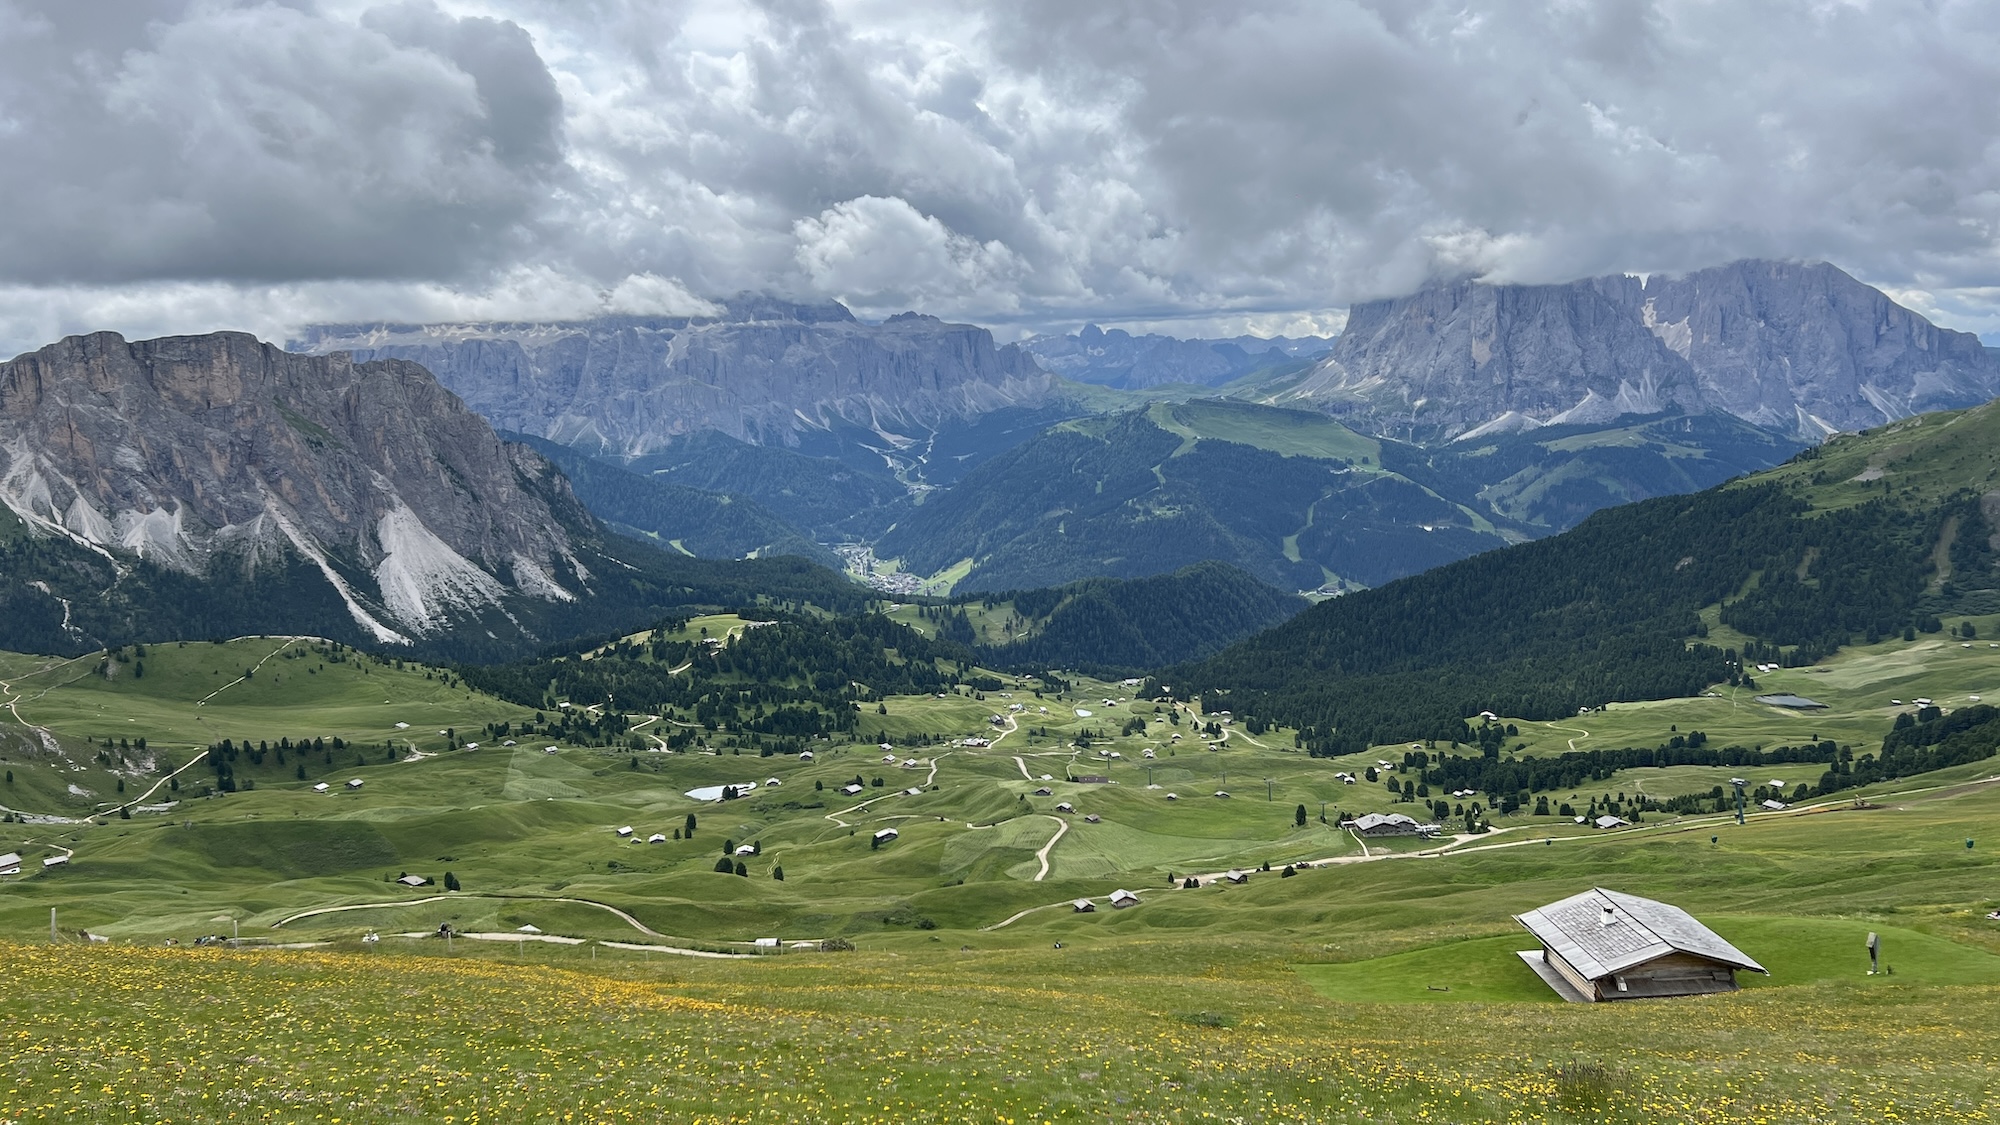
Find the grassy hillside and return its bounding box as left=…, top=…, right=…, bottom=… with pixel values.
left=1386, top=411, right=1804, bottom=529
left=872, top=401, right=1800, bottom=599
left=1181, top=399, right=2000, bottom=748
left=4, top=716, right=1996, bottom=1121
left=876, top=401, right=1515, bottom=595
left=5, top=617, right=1995, bottom=946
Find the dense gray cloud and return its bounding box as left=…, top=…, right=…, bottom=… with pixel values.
left=2, top=0, right=1998, bottom=355
left=0, top=0, right=563, bottom=287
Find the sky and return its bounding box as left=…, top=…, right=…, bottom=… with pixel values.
left=2, top=0, right=1998, bottom=356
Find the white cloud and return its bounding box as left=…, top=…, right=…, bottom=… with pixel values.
left=793, top=195, right=1026, bottom=317
left=2, top=0, right=1999, bottom=352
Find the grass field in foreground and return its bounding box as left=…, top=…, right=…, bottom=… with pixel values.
left=4, top=937, right=1996, bottom=1125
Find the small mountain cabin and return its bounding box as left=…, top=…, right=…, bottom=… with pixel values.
left=1514, top=888, right=1767, bottom=1002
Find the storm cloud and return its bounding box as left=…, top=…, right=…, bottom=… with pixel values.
left=1, top=0, right=1997, bottom=353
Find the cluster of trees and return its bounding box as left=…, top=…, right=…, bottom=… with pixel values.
left=1424, top=740, right=1836, bottom=799
left=202, top=735, right=364, bottom=792
left=1815, top=705, right=2000, bottom=796
left=914, top=605, right=979, bottom=646
left=458, top=611, right=985, bottom=747
left=1177, top=482, right=1978, bottom=747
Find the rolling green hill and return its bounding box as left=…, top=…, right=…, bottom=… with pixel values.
left=1179, top=398, right=2000, bottom=750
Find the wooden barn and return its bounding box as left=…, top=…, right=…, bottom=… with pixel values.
left=1514, top=888, right=1766, bottom=1002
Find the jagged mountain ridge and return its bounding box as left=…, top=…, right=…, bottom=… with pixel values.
left=0, top=331, right=887, bottom=659
left=1263, top=260, right=2000, bottom=442
left=0, top=331, right=601, bottom=645
left=295, top=298, right=1059, bottom=459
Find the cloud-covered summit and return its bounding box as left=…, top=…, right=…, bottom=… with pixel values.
left=2, top=0, right=1997, bottom=354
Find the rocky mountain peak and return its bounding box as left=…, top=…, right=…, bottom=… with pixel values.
left=1275, top=259, right=2000, bottom=442
left=0, top=331, right=591, bottom=644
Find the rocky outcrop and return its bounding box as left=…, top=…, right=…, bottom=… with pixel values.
left=1273, top=260, right=2000, bottom=442
left=1022, top=325, right=1332, bottom=389
left=295, top=298, right=1058, bottom=456
left=0, top=331, right=593, bottom=644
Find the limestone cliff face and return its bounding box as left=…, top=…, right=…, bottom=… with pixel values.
left=1276, top=260, right=2000, bottom=442
left=296, top=299, right=1058, bottom=456
left=0, top=331, right=591, bottom=643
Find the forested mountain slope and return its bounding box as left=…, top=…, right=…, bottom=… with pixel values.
left=898, top=562, right=1306, bottom=673
left=509, top=434, right=836, bottom=567
left=875, top=399, right=1800, bottom=596
left=621, top=430, right=907, bottom=539
left=1177, top=399, right=2000, bottom=749
left=876, top=400, right=1511, bottom=594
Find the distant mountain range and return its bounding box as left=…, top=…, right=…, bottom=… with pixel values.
left=265, top=256, right=2000, bottom=606
left=294, top=298, right=1060, bottom=461
left=1019, top=325, right=1332, bottom=390
left=1253, top=260, right=2000, bottom=443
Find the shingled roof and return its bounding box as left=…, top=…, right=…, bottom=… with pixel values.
left=1514, top=888, right=1767, bottom=980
